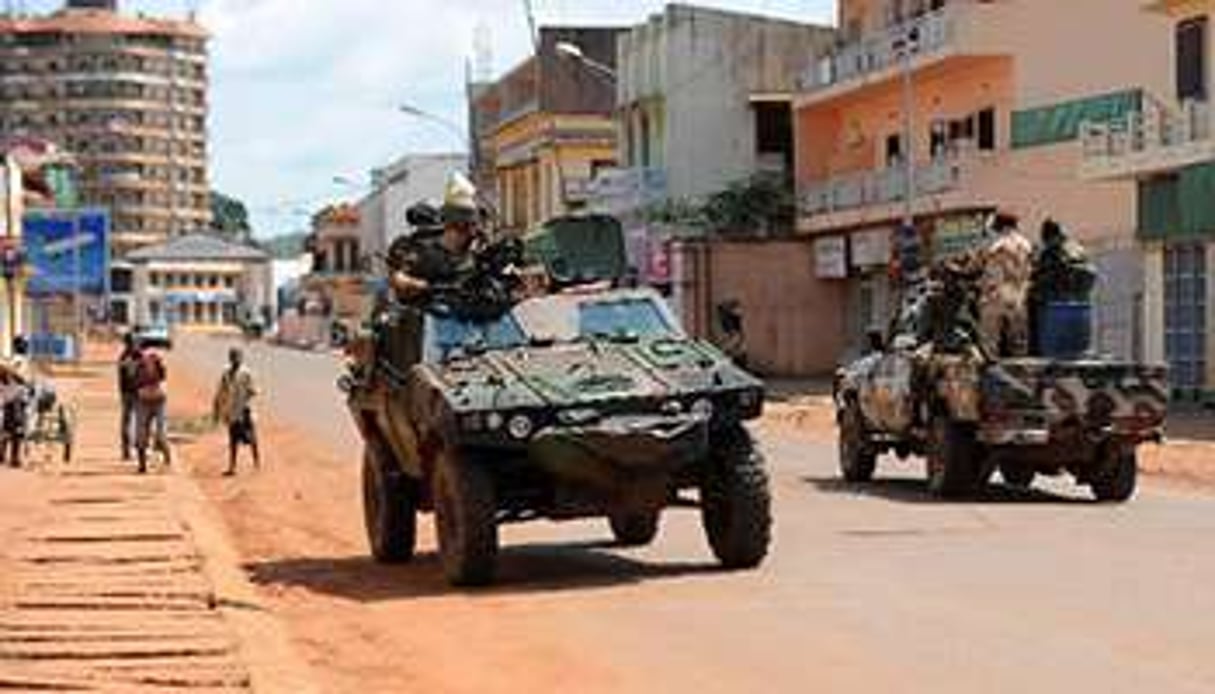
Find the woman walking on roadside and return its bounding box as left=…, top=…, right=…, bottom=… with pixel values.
left=133, top=344, right=171, bottom=474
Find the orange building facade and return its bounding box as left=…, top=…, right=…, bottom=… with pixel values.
left=793, top=0, right=1172, bottom=362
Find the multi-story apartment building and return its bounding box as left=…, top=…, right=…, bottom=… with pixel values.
left=617, top=5, right=835, bottom=204
left=1080, top=0, right=1215, bottom=402
left=794, top=0, right=1171, bottom=361
left=0, top=0, right=210, bottom=257
left=470, top=27, right=621, bottom=235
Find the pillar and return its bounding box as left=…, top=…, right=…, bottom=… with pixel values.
left=1142, top=243, right=1166, bottom=366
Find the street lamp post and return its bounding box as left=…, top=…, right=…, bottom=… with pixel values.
left=555, top=41, right=618, bottom=83
left=894, top=25, right=920, bottom=228
left=397, top=104, right=471, bottom=152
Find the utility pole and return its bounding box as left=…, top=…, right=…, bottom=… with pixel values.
left=897, top=24, right=919, bottom=228
left=893, top=22, right=921, bottom=287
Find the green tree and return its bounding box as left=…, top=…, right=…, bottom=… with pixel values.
left=699, top=172, right=795, bottom=237
left=210, top=190, right=252, bottom=240
left=644, top=173, right=796, bottom=238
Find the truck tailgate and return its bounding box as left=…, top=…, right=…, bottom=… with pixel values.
left=980, top=359, right=1169, bottom=444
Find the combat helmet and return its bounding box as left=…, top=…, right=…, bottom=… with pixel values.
left=442, top=172, right=479, bottom=224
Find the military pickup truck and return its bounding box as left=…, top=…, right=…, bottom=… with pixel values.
left=834, top=280, right=1168, bottom=502
left=341, top=278, right=770, bottom=586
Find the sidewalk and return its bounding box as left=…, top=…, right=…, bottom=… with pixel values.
left=0, top=356, right=311, bottom=692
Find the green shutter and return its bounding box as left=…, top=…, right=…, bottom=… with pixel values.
left=1012, top=89, right=1143, bottom=149
left=1178, top=162, right=1215, bottom=237
left=1138, top=175, right=1178, bottom=241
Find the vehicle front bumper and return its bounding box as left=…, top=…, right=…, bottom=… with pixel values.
left=528, top=414, right=709, bottom=490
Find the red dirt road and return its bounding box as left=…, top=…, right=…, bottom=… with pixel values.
left=171, top=335, right=1215, bottom=694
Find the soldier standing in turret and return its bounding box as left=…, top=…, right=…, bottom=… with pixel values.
left=389, top=172, right=482, bottom=300
left=974, top=211, right=1034, bottom=358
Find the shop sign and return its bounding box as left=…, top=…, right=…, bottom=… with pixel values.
left=814, top=236, right=848, bottom=279
left=851, top=227, right=892, bottom=268
left=933, top=212, right=988, bottom=260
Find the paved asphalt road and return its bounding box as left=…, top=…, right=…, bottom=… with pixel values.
left=173, top=333, right=1215, bottom=694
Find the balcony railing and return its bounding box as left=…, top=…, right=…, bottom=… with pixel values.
left=800, top=157, right=963, bottom=216
left=803, top=8, right=955, bottom=92
left=1080, top=98, right=1213, bottom=166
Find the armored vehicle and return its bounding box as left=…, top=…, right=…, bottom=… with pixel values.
left=834, top=275, right=1168, bottom=502
left=342, top=232, right=770, bottom=586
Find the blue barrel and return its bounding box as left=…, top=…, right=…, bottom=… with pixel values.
left=1037, top=301, right=1093, bottom=358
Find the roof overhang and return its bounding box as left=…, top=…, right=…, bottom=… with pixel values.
left=1144, top=0, right=1213, bottom=15
left=750, top=92, right=794, bottom=104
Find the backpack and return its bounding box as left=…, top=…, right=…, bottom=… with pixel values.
left=135, top=352, right=166, bottom=403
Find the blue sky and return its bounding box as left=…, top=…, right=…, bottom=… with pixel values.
left=24, top=0, right=835, bottom=237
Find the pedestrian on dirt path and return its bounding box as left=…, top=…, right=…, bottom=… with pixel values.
left=117, top=332, right=142, bottom=461
left=211, top=347, right=259, bottom=476
left=133, top=344, right=171, bottom=474
left=0, top=337, right=33, bottom=468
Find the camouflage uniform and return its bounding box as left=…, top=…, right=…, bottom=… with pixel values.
left=975, top=228, right=1033, bottom=358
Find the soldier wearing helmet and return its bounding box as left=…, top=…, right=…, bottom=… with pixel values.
left=389, top=172, right=483, bottom=300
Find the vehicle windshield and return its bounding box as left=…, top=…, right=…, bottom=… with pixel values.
left=424, top=312, right=527, bottom=362
left=512, top=291, right=681, bottom=343
left=578, top=298, right=676, bottom=339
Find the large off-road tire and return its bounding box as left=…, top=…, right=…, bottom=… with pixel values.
left=608, top=511, right=661, bottom=547
left=1090, top=446, right=1138, bottom=503
left=838, top=399, right=878, bottom=483
left=701, top=427, right=772, bottom=570
left=925, top=417, right=980, bottom=499
left=362, top=445, right=417, bottom=563
left=433, top=447, right=498, bottom=587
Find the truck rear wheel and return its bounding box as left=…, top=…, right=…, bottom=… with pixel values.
left=1091, top=446, right=1138, bottom=503
left=433, top=447, right=498, bottom=586
left=839, top=400, right=877, bottom=483
left=926, top=418, right=980, bottom=499
left=608, top=511, right=661, bottom=547
left=701, top=427, right=771, bottom=569
left=362, top=446, right=417, bottom=563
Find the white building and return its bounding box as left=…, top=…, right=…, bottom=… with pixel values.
left=615, top=5, right=835, bottom=203
left=357, top=153, right=466, bottom=258
left=125, top=233, right=273, bottom=330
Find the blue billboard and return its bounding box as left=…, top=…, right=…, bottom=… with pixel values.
left=23, top=209, right=111, bottom=297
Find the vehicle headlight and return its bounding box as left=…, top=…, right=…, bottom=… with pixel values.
left=486, top=412, right=504, bottom=432
left=661, top=400, right=685, bottom=415
left=690, top=398, right=714, bottom=419
left=507, top=414, right=534, bottom=440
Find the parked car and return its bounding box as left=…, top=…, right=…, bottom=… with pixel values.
left=132, top=323, right=172, bottom=350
